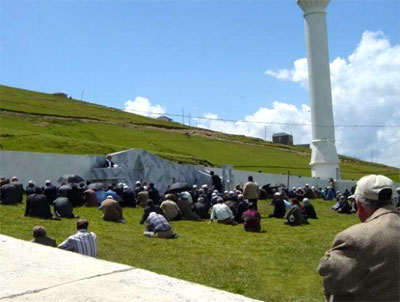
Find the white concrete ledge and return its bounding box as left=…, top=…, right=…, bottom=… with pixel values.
left=0, top=235, right=261, bottom=302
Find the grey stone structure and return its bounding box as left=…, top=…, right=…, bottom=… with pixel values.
left=2, top=149, right=393, bottom=194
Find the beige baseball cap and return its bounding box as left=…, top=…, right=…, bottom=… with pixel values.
left=355, top=174, right=394, bottom=201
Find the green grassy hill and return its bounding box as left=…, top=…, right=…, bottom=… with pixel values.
left=1, top=84, right=399, bottom=181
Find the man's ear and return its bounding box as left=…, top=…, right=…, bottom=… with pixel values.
left=356, top=200, right=367, bottom=222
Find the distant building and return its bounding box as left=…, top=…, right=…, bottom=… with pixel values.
left=52, top=92, right=68, bottom=98
left=157, top=115, right=173, bottom=122
left=272, top=133, right=293, bottom=145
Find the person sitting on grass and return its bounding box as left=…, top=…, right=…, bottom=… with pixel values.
left=332, top=195, right=351, bottom=214
left=0, top=178, right=18, bottom=205
left=160, top=194, right=182, bottom=221
left=284, top=198, right=308, bottom=226
left=234, top=194, right=248, bottom=223
left=31, top=226, right=56, bottom=247
left=25, top=180, right=37, bottom=197
left=301, top=198, right=318, bottom=219
left=58, top=219, right=97, bottom=257
left=53, top=191, right=78, bottom=219
left=193, top=197, right=210, bottom=219
left=242, top=202, right=261, bottom=232
left=337, top=195, right=352, bottom=214
left=225, top=193, right=238, bottom=216
left=25, top=187, right=53, bottom=219
left=99, top=195, right=125, bottom=222
left=176, top=192, right=200, bottom=221
left=268, top=192, right=286, bottom=218
left=83, top=188, right=98, bottom=207
left=11, top=176, right=24, bottom=203
left=210, top=197, right=237, bottom=225
left=43, top=180, right=58, bottom=205
left=140, top=199, right=166, bottom=224
left=68, top=183, right=84, bottom=207
left=121, top=185, right=136, bottom=207
left=144, top=212, right=176, bottom=239
left=136, top=186, right=149, bottom=208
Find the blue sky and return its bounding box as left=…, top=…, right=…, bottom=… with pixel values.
left=1, top=0, right=399, bottom=167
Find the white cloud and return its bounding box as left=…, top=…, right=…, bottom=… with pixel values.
left=265, top=58, right=309, bottom=87
left=124, top=96, right=166, bottom=118
left=195, top=102, right=311, bottom=144
left=200, top=31, right=400, bottom=168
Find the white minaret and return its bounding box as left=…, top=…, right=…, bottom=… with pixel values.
left=297, top=0, right=340, bottom=179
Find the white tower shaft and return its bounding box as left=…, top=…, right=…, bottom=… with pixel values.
left=297, top=0, right=340, bottom=179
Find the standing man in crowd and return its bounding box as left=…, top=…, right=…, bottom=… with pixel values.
left=210, top=171, right=222, bottom=193
left=58, top=219, right=97, bottom=257
left=318, top=174, right=399, bottom=302
left=243, top=176, right=260, bottom=210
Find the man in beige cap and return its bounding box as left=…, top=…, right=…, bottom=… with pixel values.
left=318, top=174, right=399, bottom=302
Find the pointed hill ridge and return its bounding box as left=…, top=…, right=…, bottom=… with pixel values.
left=1, top=84, right=398, bottom=181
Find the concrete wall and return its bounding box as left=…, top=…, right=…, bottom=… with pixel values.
left=1, top=149, right=396, bottom=194
left=0, top=151, right=102, bottom=187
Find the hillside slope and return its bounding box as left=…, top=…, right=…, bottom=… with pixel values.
left=1, top=85, right=398, bottom=181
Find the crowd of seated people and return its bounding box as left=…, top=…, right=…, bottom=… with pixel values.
left=4, top=174, right=396, bottom=242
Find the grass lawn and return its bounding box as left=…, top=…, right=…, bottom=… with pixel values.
left=0, top=198, right=359, bottom=302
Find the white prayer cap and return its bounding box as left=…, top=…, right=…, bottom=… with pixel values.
left=355, top=174, right=394, bottom=201
left=106, top=195, right=114, bottom=199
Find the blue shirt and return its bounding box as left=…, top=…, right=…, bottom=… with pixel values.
left=95, top=190, right=107, bottom=205
left=105, top=190, right=119, bottom=200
